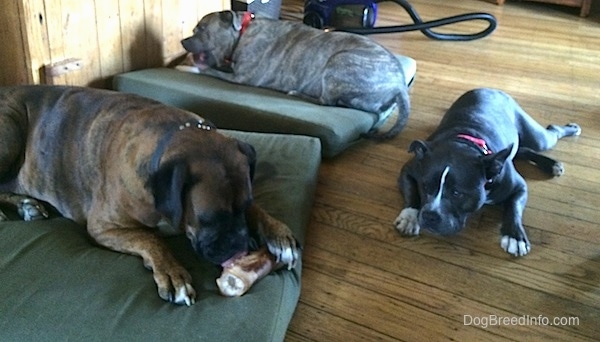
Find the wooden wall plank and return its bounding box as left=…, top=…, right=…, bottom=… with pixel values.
left=0, top=1, right=29, bottom=85
left=119, top=0, right=147, bottom=72
left=19, top=0, right=51, bottom=85
left=143, top=0, right=164, bottom=69
left=2, top=0, right=228, bottom=87
left=60, top=0, right=101, bottom=85
left=94, top=0, right=124, bottom=88
left=42, top=0, right=68, bottom=84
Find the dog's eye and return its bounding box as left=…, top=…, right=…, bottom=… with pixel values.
left=451, top=189, right=463, bottom=198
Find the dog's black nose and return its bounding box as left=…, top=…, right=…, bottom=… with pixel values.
left=181, top=37, right=200, bottom=53
left=420, top=210, right=441, bottom=229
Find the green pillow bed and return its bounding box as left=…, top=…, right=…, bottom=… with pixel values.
left=112, top=55, right=416, bottom=158
left=0, top=130, right=321, bottom=342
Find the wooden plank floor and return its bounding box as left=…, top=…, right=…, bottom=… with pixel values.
left=279, top=0, right=600, bottom=341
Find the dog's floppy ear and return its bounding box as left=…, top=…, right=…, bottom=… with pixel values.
left=237, top=141, right=257, bottom=181
left=149, top=162, right=188, bottom=229
left=482, top=144, right=513, bottom=180
left=408, top=140, right=429, bottom=160
left=221, top=10, right=243, bottom=31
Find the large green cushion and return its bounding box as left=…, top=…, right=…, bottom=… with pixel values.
left=112, top=55, right=416, bottom=158
left=0, top=130, right=321, bottom=342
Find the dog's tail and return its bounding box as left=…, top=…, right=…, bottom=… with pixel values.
left=516, top=147, right=564, bottom=177
left=361, top=88, right=410, bottom=141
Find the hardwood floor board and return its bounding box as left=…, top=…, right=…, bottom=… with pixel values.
left=524, top=192, right=599, bottom=225
left=302, top=222, right=600, bottom=340
left=298, top=262, right=512, bottom=341
left=526, top=181, right=599, bottom=211
left=312, top=200, right=600, bottom=290
left=522, top=208, right=600, bottom=244
left=446, top=222, right=600, bottom=287
left=369, top=225, right=600, bottom=312
left=286, top=302, right=401, bottom=342
left=301, top=245, right=593, bottom=341
left=311, top=203, right=401, bottom=243
left=320, top=154, right=400, bottom=186
left=317, top=164, right=400, bottom=198
left=313, top=188, right=400, bottom=225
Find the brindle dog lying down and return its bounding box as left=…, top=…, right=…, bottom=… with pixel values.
left=181, top=10, right=411, bottom=140
left=0, top=85, right=300, bottom=305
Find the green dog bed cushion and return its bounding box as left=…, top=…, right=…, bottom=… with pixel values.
left=0, top=130, right=320, bottom=342
left=112, top=55, right=416, bottom=158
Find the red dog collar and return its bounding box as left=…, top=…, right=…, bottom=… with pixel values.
left=240, top=12, right=254, bottom=35
left=225, top=12, right=254, bottom=65
left=457, top=134, right=493, bottom=155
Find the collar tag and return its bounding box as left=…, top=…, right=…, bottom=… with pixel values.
left=457, top=134, right=492, bottom=155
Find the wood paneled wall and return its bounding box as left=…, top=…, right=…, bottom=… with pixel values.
left=0, top=0, right=230, bottom=88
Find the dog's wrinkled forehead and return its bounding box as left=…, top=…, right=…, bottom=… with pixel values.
left=420, top=162, right=450, bottom=188
left=194, top=11, right=236, bottom=33
left=418, top=154, right=483, bottom=193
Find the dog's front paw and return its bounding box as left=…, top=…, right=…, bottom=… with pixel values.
left=265, top=229, right=301, bottom=270
left=248, top=204, right=301, bottom=270
left=18, top=198, right=49, bottom=221
left=567, top=122, right=582, bottom=136
left=500, top=235, right=531, bottom=257
left=154, top=266, right=196, bottom=306
left=394, top=208, right=421, bottom=236
left=552, top=162, right=565, bottom=177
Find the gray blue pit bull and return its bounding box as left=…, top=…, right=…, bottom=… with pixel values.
left=395, top=88, right=581, bottom=257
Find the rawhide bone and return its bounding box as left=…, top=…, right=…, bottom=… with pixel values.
left=217, top=247, right=282, bottom=297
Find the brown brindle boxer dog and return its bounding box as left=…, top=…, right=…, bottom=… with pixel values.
left=0, top=85, right=300, bottom=306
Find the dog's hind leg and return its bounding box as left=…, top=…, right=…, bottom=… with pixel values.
left=0, top=193, right=49, bottom=221
left=546, top=123, right=582, bottom=142
left=516, top=109, right=581, bottom=152
left=515, top=121, right=580, bottom=177
left=511, top=100, right=580, bottom=175
left=516, top=147, right=565, bottom=177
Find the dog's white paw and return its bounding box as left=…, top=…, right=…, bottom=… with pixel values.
left=552, top=162, right=565, bottom=177
left=18, top=198, right=49, bottom=221
left=267, top=241, right=300, bottom=270
left=500, top=235, right=531, bottom=257
left=155, top=266, right=196, bottom=306
left=394, top=208, right=420, bottom=236
left=568, top=123, right=582, bottom=136
left=173, top=283, right=196, bottom=306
